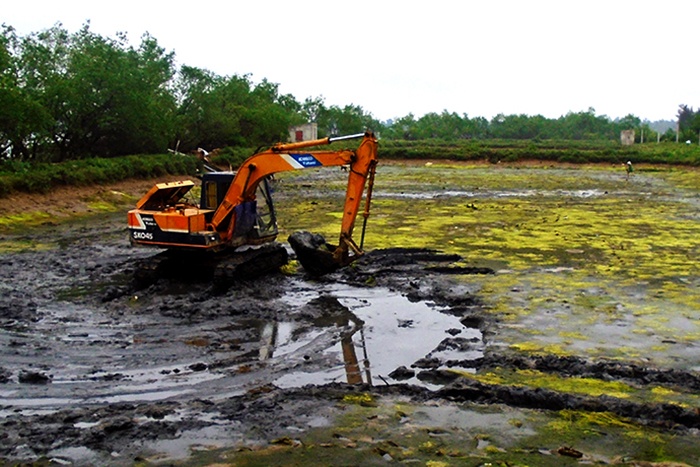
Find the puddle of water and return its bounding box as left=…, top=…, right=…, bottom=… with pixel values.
left=410, top=404, right=537, bottom=440
left=143, top=425, right=243, bottom=463
left=0, top=397, right=80, bottom=408
left=46, top=446, right=102, bottom=466
left=0, top=281, right=482, bottom=414
left=377, top=188, right=609, bottom=200
left=275, top=283, right=483, bottom=388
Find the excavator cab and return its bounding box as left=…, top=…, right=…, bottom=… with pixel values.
left=200, top=172, right=234, bottom=211
left=200, top=172, right=279, bottom=241
left=129, top=172, right=279, bottom=249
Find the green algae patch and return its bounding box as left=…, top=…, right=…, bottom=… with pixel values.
left=341, top=392, right=377, bottom=407
left=455, top=368, right=636, bottom=399
left=0, top=238, right=55, bottom=253
left=0, top=187, right=137, bottom=235
left=182, top=397, right=579, bottom=467
left=0, top=211, right=54, bottom=231
left=452, top=365, right=700, bottom=410
left=532, top=409, right=700, bottom=465
left=86, top=200, right=118, bottom=212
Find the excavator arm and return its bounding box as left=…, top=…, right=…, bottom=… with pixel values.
left=211, top=131, right=378, bottom=264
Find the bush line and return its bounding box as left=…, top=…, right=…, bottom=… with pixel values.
left=379, top=139, right=700, bottom=165
left=1, top=140, right=698, bottom=198
left=0, top=154, right=199, bottom=198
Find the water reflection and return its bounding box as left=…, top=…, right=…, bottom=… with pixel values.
left=258, top=298, right=372, bottom=385
left=272, top=285, right=483, bottom=388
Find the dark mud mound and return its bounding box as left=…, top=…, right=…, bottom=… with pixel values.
left=343, top=247, right=494, bottom=278
left=286, top=233, right=495, bottom=279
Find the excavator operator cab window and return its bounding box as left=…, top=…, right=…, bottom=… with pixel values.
left=200, top=172, right=235, bottom=210
left=253, top=177, right=278, bottom=238
left=204, top=181, right=218, bottom=209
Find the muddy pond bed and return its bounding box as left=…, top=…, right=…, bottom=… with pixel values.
left=0, top=161, right=698, bottom=466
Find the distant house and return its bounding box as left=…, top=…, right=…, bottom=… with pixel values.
left=620, top=130, right=635, bottom=146
left=289, top=123, right=318, bottom=142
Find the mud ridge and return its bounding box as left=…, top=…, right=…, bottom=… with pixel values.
left=478, top=352, right=700, bottom=392
left=433, top=379, right=700, bottom=431
left=341, top=248, right=495, bottom=278
left=2, top=379, right=698, bottom=464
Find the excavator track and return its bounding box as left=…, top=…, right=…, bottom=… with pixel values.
left=212, top=243, right=289, bottom=289
left=132, top=243, right=289, bottom=290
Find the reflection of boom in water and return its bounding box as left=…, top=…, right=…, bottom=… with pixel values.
left=259, top=322, right=277, bottom=361
left=257, top=306, right=373, bottom=386
left=341, top=325, right=372, bottom=385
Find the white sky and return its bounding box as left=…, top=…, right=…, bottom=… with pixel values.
left=3, top=0, right=697, bottom=122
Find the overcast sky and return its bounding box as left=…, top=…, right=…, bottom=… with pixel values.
left=3, top=0, right=697, bottom=122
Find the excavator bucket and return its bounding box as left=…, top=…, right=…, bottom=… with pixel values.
left=288, top=231, right=344, bottom=276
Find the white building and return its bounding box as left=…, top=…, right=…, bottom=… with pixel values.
left=288, top=123, right=318, bottom=142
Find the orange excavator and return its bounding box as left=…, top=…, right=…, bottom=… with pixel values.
left=127, top=132, right=378, bottom=283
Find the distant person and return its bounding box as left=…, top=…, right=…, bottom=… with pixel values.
left=625, top=161, right=633, bottom=181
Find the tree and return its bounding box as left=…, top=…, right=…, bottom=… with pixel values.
left=617, top=114, right=641, bottom=130
left=12, top=23, right=176, bottom=160
left=323, top=104, right=378, bottom=137
left=677, top=104, right=697, bottom=142
left=383, top=113, right=417, bottom=140
left=300, top=96, right=326, bottom=123
left=242, top=78, right=300, bottom=144
left=557, top=108, right=615, bottom=140
left=174, top=69, right=300, bottom=151
left=64, top=29, right=176, bottom=157
left=0, top=25, right=51, bottom=159
left=173, top=65, right=225, bottom=149
left=490, top=114, right=547, bottom=139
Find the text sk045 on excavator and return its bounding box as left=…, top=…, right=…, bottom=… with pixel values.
left=127, top=131, right=378, bottom=285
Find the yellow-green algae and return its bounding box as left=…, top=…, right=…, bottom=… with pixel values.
left=0, top=188, right=138, bottom=252
left=452, top=367, right=700, bottom=408
left=0, top=238, right=54, bottom=253
left=0, top=211, right=54, bottom=230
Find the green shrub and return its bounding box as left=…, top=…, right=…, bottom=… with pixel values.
left=0, top=153, right=200, bottom=198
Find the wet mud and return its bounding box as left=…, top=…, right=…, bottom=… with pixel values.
left=1, top=164, right=699, bottom=465
left=0, top=218, right=492, bottom=464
